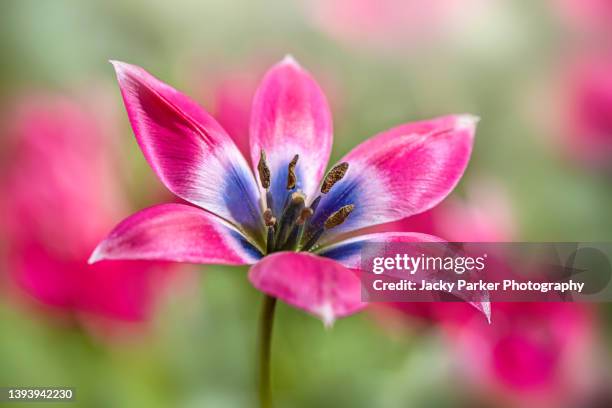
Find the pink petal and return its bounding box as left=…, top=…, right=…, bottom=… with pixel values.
left=249, top=56, right=333, bottom=214
left=453, top=303, right=594, bottom=402
left=111, top=61, right=264, bottom=240
left=10, top=240, right=169, bottom=322
left=0, top=92, right=177, bottom=324
left=318, top=232, right=490, bottom=323
left=248, top=252, right=365, bottom=326
left=306, top=114, right=477, bottom=243
left=89, top=203, right=262, bottom=265
left=373, top=178, right=516, bottom=242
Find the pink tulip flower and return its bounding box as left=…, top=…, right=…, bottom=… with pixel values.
left=555, top=54, right=612, bottom=167
left=372, top=183, right=597, bottom=406
left=452, top=302, right=595, bottom=407
left=553, top=0, right=612, bottom=36
left=1, top=93, right=174, bottom=329
left=89, top=56, right=486, bottom=326
left=304, top=0, right=488, bottom=52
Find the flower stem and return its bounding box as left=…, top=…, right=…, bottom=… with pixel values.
left=258, top=294, right=277, bottom=408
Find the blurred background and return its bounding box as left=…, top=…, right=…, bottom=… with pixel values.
left=1, top=1, right=611, bottom=407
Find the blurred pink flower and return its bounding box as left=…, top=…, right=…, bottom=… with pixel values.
left=373, top=182, right=597, bottom=405
left=553, top=0, right=612, bottom=36
left=554, top=54, right=612, bottom=167
left=452, top=302, right=595, bottom=407
left=373, top=180, right=514, bottom=321
left=0, top=92, right=174, bottom=329
left=89, top=56, right=487, bottom=325
left=204, top=70, right=257, bottom=163
left=304, top=0, right=486, bottom=51
left=377, top=179, right=516, bottom=243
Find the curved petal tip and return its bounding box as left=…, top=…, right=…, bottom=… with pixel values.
left=88, top=244, right=104, bottom=265
left=108, top=59, right=129, bottom=75
left=280, top=54, right=301, bottom=68
left=316, top=302, right=336, bottom=328
left=483, top=302, right=492, bottom=324
left=456, top=114, right=481, bottom=131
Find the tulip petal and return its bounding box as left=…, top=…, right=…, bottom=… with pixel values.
left=111, top=61, right=264, bottom=241
left=89, top=203, right=262, bottom=265
left=248, top=252, right=365, bottom=326
left=306, top=115, right=476, bottom=244
left=319, top=232, right=491, bottom=323
left=249, top=56, right=333, bottom=215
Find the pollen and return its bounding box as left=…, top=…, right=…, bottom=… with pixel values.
left=257, top=150, right=271, bottom=189
left=324, top=204, right=355, bottom=229
left=286, top=154, right=299, bottom=189
left=321, top=162, right=349, bottom=194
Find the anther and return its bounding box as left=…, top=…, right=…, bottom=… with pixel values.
left=301, top=204, right=356, bottom=252
left=324, top=204, right=355, bottom=229
left=286, top=154, right=299, bottom=190
left=263, top=208, right=276, bottom=227
left=257, top=150, right=271, bottom=189
left=321, top=162, right=349, bottom=194
left=296, top=207, right=313, bottom=226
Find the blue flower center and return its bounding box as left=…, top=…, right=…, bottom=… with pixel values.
left=257, top=150, right=353, bottom=255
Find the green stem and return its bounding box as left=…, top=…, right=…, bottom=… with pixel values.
left=258, top=294, right=277, bottom=408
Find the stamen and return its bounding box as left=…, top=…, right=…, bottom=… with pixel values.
left=300, top=204, right=356, bottom=252
left=276, top=192, right=305, bottom=246
left=324, top=204, right=355, bottom=229
left=280, top=225, right=301, bottom=250
left=257, top=150, right=271, bottom=189
left=265, top=191, right=274, bottom=213
left=266, top=226, right=276, bottom=254
left=321, top=162, right=349, bottom=194
left=300, top=229, right=324, bottom=252
left=309, top=196, right=322, bottom=214
left=263, top=208, right=276, bottom=227
left=286, top=154, right=299, bottom=190
left=296, top=207, right=313, bottom=226
left=289, top=191, right=305, bottom=208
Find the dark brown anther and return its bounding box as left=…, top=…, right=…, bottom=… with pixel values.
left=286, top=154, right=299, bottom=190
left=296, top=207, right=314, bottom=226
left=324, top=204, right=355, bottom=229
left=263, top=208, right=276, bottom=227
left=257, top=150, right=271, bottom=189
left=321, top=162, right=349, bottom=194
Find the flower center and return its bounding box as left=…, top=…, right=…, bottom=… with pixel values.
left=257, top=150, right=353, bottom=254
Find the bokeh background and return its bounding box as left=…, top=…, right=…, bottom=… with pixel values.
left=1, top=1, right=612, bottom=407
